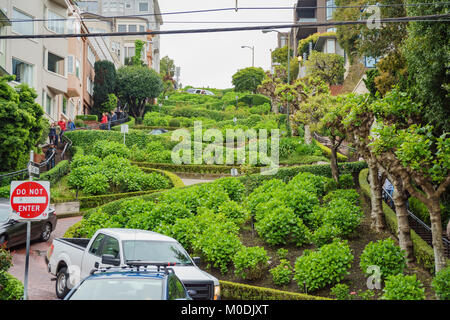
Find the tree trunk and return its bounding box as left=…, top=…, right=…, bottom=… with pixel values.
left=391, top=178, right=414, bottom=265
left=330, top=146, right=340, bottom=184
left=428, top=199, right=447, bottom=272
left=367, top=159, right=386, bottom=233
left=271, top=98, right=278, bottom=114
left=304, top=124, right=312, bottom=145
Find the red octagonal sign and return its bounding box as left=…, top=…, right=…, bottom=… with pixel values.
left=10, top=181, right=50, bottom=220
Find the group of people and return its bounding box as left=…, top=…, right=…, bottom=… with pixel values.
left=48, top=117, right=76, bottom=147
left=100, top=110, right=120, bottom=130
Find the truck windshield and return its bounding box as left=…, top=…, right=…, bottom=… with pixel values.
left=69, top=278, right=163, bottom=300
left=122, top=241, right=193, bottom=265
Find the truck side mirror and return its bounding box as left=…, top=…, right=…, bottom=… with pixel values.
left=192, top=257, right=201, bottom=265
left=102, top=254, right=120, bottom=266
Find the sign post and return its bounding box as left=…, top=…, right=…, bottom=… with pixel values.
left=121, top=124, right=129, bottom=145
left=10, top=152, right=50, bottom=300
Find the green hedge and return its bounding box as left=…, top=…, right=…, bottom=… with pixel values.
left=359, top=168, right=441, bottom=273
left=111, top=116, right=135, bottom=131
left=239, top=161, right=367, bottom=194
left=133, top=161, right=261, bottom=175
left=40, top=160, right=70, bottom=185
left=0, top=271, right=24, bottom=300
left=315, top=139, right=348, bottom=162
left=141, top=168, right=185, bottom=188
left=62, top=189, right=168, bottom=209
left=76, top=115, right=98, bottom=122
left=132, top=125, right=179, bottom=131
left=219, top=280, right=330, bottom=300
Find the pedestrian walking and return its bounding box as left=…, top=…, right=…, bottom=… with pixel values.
left=68, top=119, right=76, bottom=131
left=54, top=122, right=61, bottom=147
left=45, top=144, right=56, bottom=171
left=101, top=113, right=108, bottom=130
left=58, top=117, right=66, bottom=142
left=110, top=111, right=117, bottom=128
left=48, top=123, right=57, bottom=145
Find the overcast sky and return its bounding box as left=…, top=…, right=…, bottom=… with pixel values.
left=158, top=0, right=295, bottom=89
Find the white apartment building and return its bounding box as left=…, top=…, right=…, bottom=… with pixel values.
left=77, top=0, right=163, bottom=72
left=0, top=0, right=71, bottom=122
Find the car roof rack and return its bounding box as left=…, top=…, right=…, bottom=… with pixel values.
left=125, top=261, right=177, bottom=274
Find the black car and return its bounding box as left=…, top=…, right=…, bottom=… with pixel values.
left=0, top=198, right=57, bottom=248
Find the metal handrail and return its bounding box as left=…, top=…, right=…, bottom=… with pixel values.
left=381, top=186, right=450, bottom=255
left=312, top=132, right=357, bottom=152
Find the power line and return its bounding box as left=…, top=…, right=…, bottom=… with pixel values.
left=2, top=2, right=450, bottom=23
left=0, top=14, right=448, bottom=40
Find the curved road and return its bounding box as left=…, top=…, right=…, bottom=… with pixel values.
left=7, top=216, right=82, bottom=300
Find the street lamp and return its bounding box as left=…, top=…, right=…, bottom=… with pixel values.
left=241, top=45, right=255, bottom=67
left=262, top=29, right=292, bottom=136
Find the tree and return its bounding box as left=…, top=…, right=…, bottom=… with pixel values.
left=271, top=45, right=293, bottom=66
left=160, top=56, right=176, bottom=96
left=257, top=71, right=284, bottom=114
left=0, top=75, right=46, bottom=172
left=402, top=0, right=450, bottom=133
left=116, top=65, right=164, bottom=119
left=232, top=67, right=266, bottom=93
left=334, top=0, right=407, bottom=62
left=305, top=51, right=345, bottom=85
left=370, top=89, right=449, bottom=272
left=93, top=60, right=117, bottom=117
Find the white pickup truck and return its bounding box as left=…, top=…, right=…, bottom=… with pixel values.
left=47, top=228, right=220, bottom=300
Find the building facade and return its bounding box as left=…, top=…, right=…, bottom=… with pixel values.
left=77, top=0, right=163, bottom=72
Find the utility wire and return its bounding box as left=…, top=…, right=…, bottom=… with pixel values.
left=0, top=14, right=448, bottom=40
left=2, top=2, right=450, bottom=23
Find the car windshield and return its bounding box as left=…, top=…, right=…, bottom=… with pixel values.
left=0, top=204, right=10, bottom=223
left=123, top=241, right=193, bottom=265
left=69, top=277, right=163, bottom=300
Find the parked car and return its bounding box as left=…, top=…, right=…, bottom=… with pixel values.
left=47, top=228, right=220, bottom=300
left=149, top=128, right=168, bottom=135
left=0, top=198, right=57, bottom=248
left=186, top=88, right=215, bottom=96
left=65, top=264, right=193, bottom=300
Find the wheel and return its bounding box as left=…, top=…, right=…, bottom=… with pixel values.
left=40, top=222, right=52, bottom=242
left=55, top=267, right=70, bottom=299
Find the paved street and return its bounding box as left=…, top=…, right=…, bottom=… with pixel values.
left=8, top=216, right=83, bottom=300
left=181, top=178, right=216, bottom=186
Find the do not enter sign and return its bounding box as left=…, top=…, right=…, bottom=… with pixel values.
left=10, top=181, right=50, bottom=220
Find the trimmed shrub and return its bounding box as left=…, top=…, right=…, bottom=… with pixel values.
left=323, top=189, right=360, bottom=206
left=294, top=240, right=354, bottom=292
left=92, top=140, right=131, bottom=159
left=277, top=248, right=289, bottom=260
left=359, top=238, right=407, bottom=280
left=432, top=266, right=450, bottom=300
left=382, top=274, right=426, bottom=300
left=217, top=201, right=249, bottom=225
left=330, top=283, right=351, bottom=300
left=0, top=272, right=24, bottom=300
left=76, top=114, right=98, bottom=121
left=213, top=177, right=246, bottom=202
left=270, top=259, right=293, bottom=286
left=338, top=174, right=354, bottom=189
left=320, top=198, right=364, bottom=236
left=83, top=173, right=110, bottom=195
left=233, top=246, right=270, bottom=280
left=255, top=206, right=311, bottom=247
left=312, top=224, right=343, bottom=247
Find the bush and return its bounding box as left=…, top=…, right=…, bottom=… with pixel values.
left=312, top=224, right=343, bottom=247
left=83, top=173, right=110, bottom=195
left=338, top=174, right=354, bottom=189
left=0, top=271, right=24, bottom=300
left=432, top=266, right=450, bottom=300
left=280, top=188, right=319, bottom=221
left=233, top=246, right=270, bottom=280
left=92, top=140, right=131, bottom=159
left=255, top=206, right=311, bottom=247
left=359, top=238, right=407, bottom=280
left=213, top=178, right=246, bottom=202
left=76, top=114, right=98, bottom=121
left=168, top=118, right=181, bottom=127
left=382, top=274, right=426, bottom=300
left=330, top=283, right=351, bottom=300
left=323, top=189, right=360, bottom=206
left=293, top=240, right=354, bottom=292
left=277, top=248, right=289, bottom=260
left=270, top=259, right=293, bottom=286
left=320, top=198, right=364, bottom=236
left=217, top=201, right=249, bottom=225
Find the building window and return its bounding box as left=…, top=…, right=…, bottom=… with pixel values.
left=47, top=10, right=65, bottom=34
left=128, top=25, right=137, bottom=32
left=88, top=46, right=96, bottom=67
left=87, top=77, right=94, bottom=95
left=12, top=58, right=33, bottom=86
left=12, top=8, right=34, bottom=35
left=326, top=39, right=336, bottom=54
left=76, top=59, right=80, bottom=79
left=139, top=2, right=149, bottom=12
left=63, top=97, right=67, bottom=115
left=125, top=46, right=135, bottom=58
left=67, top=56, right=74, bottom=74
left=139, top=25, right=145, bottom=32
left=47, top=52, right=65, bottom=76
left=46, top=94, right=52, bottom=115
left=327, top=27, right=337, bottom=33
left=118, top=24, right=126, bottom=32
left=326, top=0, right=335, bottom=20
